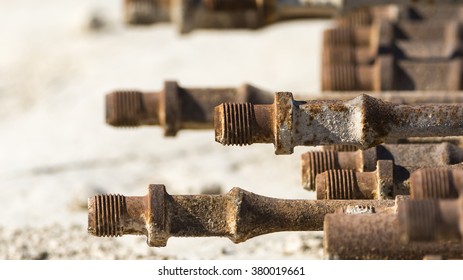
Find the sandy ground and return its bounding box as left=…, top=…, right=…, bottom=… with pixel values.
left=0, top=0, right=332, bottom=259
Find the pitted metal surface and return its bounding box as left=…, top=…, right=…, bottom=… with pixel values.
left=88, top=185, right=395, bottom=247
left=215, top=93, right=463, bottom=154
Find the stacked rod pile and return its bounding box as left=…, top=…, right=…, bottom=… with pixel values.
left=322, top=4, right=463, bottom=91
left=91, top=2, right=463, bottom=259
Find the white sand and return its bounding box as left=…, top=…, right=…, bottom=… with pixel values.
left=0, top=0, right=331, bottom=259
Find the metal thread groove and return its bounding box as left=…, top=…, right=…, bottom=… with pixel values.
left=338, top=8, right=372, bottom=26
left=326, top=170, right=356, bottom=199
left=402, top=200, right=438, bottom=241
left=106, top=91, right=145, bottom=127
left=323, top=65, right=357, bottom=91
left=323, top=28, right=355, bottom=47
left=322, top=144, right=358, bottom=152
left=222, top=103, right=253, bottom=146
left=322, top=47, right=356, bottom=66
left=203, top=0, right=256, bottom=10
left=306, top=151, right=338, bottom=191
left=415, top=169, right=452, bottom=199
left=94, top=194, right=126, bottom=237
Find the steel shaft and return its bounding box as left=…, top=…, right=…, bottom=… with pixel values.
left=88, top=185, right=395, bottom=247
left=215, top=92, right=463, bottom=154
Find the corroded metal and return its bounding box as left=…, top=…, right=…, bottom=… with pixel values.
left=87, top=185, right=395, bottom=247
left=124, top=0, right=336, bottom=33
left=410, top=167, right=463, bottom=199
left=397, top=197, right=463, bottom=243
left=302, top=142, right=463, bottom=190
left=107, top=82, right=463, bottom=137
left=106, top=81, right=273, bottom=136
left=322, top=56, right=462, bottom=91
left=215, top=92, right=463, bottom=154
left=323, top=20, right=459, bottom=60
left=316, top=160, right=401, bottom=200
left=324, top=212, right=463, bottom=259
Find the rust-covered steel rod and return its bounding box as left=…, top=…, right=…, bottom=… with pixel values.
left=106, top=81, right=274, bottom=136
left=107, top=84, right=463, bottom=137
left=87, top=185, right=395, bottom=247
left=397, top=197, right=463, bottom=243
left=324, top=212, right=463, bottom=259
left=301, top=142, right=463, bottom=190
left=410, top=167, right=463, bottom=199
left=215, top=92, right=463, bottom=154
left=124, top=0, right=335, bottom=33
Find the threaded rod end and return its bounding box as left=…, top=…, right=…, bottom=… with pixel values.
left=322, top=145, right=359, bottom=152
left=324, top=169, right=357, bottom=199
left=215, top=103, right=254, bottom=146
left=92, top=194, right=127, bottom=237
left=322, top=47, right=356, bottom=65
left=106, top=91, right=146, bottom=127
left=323, top=28, right=355, bottom=47
left=322, top=64, right=357, bottom=91
left=304, top=151, right=339, bottom=191
left=399, top=200, right=438, bottom=242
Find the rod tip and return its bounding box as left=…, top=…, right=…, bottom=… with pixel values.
left=214, top=103, right=254, bottom=146
left=88, top=194, right=126, bottom=237
left=410, top=168, right=459, bottom=199
left=106, top=91, right=145, bottom=127
left=317, top=169, right=357, bottom=199
left=302, top=151, right=339, bottom=191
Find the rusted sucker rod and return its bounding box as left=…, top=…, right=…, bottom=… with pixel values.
left=215, top=92, right=463, bottom=154
left=324, top=211, right=463, bottom=259
left=106, top=81, right=274, bottom=136
left=397, top=197, right=463, bottom=243
left=124, top=0, right=335, bottom=33
left=87, top=185, right=395, bottom=247
left=301, top=142, right=463, bottom=190
left=107, top=83, right=463, bottom=137
left=410, top=167, right=463, bottom=199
